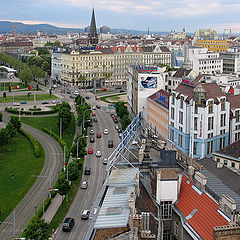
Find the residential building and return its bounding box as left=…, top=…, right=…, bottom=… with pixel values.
left=0, top=41, right=33, bottom=53
left=147, top=90, right=170, bottom=142
left=51, top=49, right=63, bottom=82
left=169, top=81, right=230, bottom=158
left=128, top=65, right=169, bottom=121
left=194, top=29, right=218, bottom=40
left=220, top=48, right=240, bottom=74
left=172, top=28, right=186, bottom=40
left=100, top=26, right=110, bottom=34
left=193, top=39, right=228, bottom=53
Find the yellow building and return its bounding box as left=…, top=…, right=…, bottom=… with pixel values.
left=193, top=40, right=228, bottom=53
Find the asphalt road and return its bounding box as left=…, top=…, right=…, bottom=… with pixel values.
left=54, top=90, right=120, bottom=240
left=0, top=119, right=64, bottom=239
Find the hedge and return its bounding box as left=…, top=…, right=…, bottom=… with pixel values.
left=5, top=107, right=58, bottom=115
left=19, top=128, right=41, bottom=157
left=42, top=128, right=69, bottom=163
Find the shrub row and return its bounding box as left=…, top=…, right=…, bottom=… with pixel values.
left=42, top=128, right=69, bottom=162
left=5, top=107, right=58, bottom=115
left=19, top=128, right=41, bottom=157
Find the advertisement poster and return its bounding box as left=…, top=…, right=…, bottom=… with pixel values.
left=139, top=76, right=157, bottom=88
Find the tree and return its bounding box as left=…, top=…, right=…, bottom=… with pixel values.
left=23, top=216, right=50, bottom=240
left=58, top=102, right=72, bottom=130
left=6, top=122, right=17, bottom=137
left=8, top=85, right=11, bottom=92
left=78, top=75, right=86, bottom=87
left=10, top=117, right=21, bottom=131
left=0, top=112, right=2, bottom=122
left=68, top=161, right=80, bottom=181
left=120, top=114, right=131, bottom=130
left=38, top=48, right=50, bottom=55
left=19, top=68, right=33, bottom=85
left=3, top=92, right=6, bottom=100
left=0, top=128, right=10, bottom=146
left=56, top=172, right=70, bottom=196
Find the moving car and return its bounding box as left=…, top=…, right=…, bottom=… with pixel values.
left=103, top=129, right=109, bottom=135
left=103, top=158, right=108, bottom=165
left=115, top=125, right=119, bottom=130
left=96, top=133, right=101, bottom=138
left=80, top=181, right=88, bottom=189
left=100, top=88, right=107, bottom=91
left=42, top=101, right=49, bottom=104
left=93, top=118, right=97, bottom=122
left=96, top=150, right=101, bottom=157
left=90, top=129, right=94, bottom=135
left=81, top=210, right=90, bottom=220
left=92, top=106, right=96, bottom=110
left=13, top=102, right=20, bottom=106
left=62, top=217, right=75, bottom=232
left=84, top=167, right=91, bottom=175
left=85, top=96, right=90, bottom=99
left=90, top=137, right=95, bottom=143
left=88, top=148, right=93, bottom=154
left=20, top=101, right=27, bottom=104
left=96, top=105, right=100, bottom=109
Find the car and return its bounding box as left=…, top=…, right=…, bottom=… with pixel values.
left=96, top=133, right=101, bottom=138
left=53, top=84, right=57, bottom=88
left=112, top=116, right=116, bottom=120
left=132, top=140, right=138, bottom=145
left=117, top=128, right=122, bottom=133
left=80, top=181, right=88, bottom=189
left=84, top=167, right=91, bottom=175
left=119, top=133, right=122, bottom=138
left=115, top=125, right=120, bottom=130
left=20, top=101, right=27, bottom=104
left=92, top=112, right=96, bottom=116
left=90, top=129, right=94, bottom=135
left=103, top=158, right=108, bottom=165
left=61, top=89, right=65, bottom=93
left=113, top=119, right=118, bottom=123
left=120, top=90, right=125, bottom=93
left=85, top=96, right=90, bottom=99
left=73, top=90, right=79, bottom=95
left=96, top=105, right=100, bottom=109
left=81, top=210, right=90, bottom=220
left=100, top=88, right=107, bottom=91
left=88, top=121, right=93, bottom=127
left=93, top=118, right=97, bottom=122
left=42, top=101, right=49, bottom=104
left=108, top=140, right=113, bottom=148
left=90, top=137, right=95, bottom=143
left=103, top=129, right=109, bottom=135
left=111, top=114, right=116, bottom=119
left=62, top=217, right=75, bottom=232
left=88, top=148, right=93, bottom=154
left=96, top=150, right=101, bottom=157
left=13, top=102, right=20, bottom=106
left=66, top=90, right=71, bottom=94
left=52, top=100, right=59, bottom=104
left=92, top=106, right=96, bottom=110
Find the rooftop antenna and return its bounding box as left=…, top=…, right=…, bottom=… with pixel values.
left=147, top=27, right=149, bottom=35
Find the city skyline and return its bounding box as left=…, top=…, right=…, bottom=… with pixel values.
left=0, top=0, right=240, bottom=33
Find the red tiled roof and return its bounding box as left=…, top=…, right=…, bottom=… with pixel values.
left=111, top=46, right=143, bottom=53
left=176, top=175, right=228, bottom=240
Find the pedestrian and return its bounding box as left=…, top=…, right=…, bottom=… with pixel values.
left=12, top=173, right=15, bottom=179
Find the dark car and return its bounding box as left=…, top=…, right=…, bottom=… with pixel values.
left=113, top=119, right=118, bottom=123
left=108, top=140, right=113, bottom=148
left=120, top=90, right=125, bottom=93
left=84, top=167, right=91, bottom=175
left=93, top=118, right=97, bottom=122
left=117, top=128, right=122, bottom=133
left=115, top=86, right=122, bottom=89
left=85, top=96, right=90, bottom=99
left=96, top=105, right=100, bottom=109
left=90, top=137, right=95, bottom=143
left=62, top=217, right=75, bottom=232
left=66, top=90, right=71, bottom=94
left=42, top=101, right=49, bottom=104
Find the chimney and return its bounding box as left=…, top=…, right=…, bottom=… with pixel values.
left=135, top=173, right=140, bottom=196
left=129, top=191, right=136, bottom=214
left=220, top=194, right=237, bottom=220
left=139, top=147, right=144, bottom=162
left=142, top=139, right=146, bottom=151
left=188, top=165, right=195, bottom=181
left=194, top=171, right=207, bottom=191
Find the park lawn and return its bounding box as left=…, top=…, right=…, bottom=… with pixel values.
left=0, top=94, right=58, bottom=103
left=0, top=133, right=44, bottom=222
left=0, top=82, right=28, bottom=91
left=21, top=114, right=75, bottom=149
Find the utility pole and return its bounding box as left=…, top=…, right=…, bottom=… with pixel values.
left=60, top=118, right=62, bottom=139
left=63, top=146, right=65, bottom=171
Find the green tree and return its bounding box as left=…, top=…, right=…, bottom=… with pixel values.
left=6, top=122, right=17, bottom=137
left=58, top=102, right=71, bottom=130
left=10, top=117, right=21, bottom=131
left=68, top=161, right=80, bottom=181
left=8, top=85, right=11, bottom=92
left=23, top=216, right=50, bottom=240
left=0, top=128, right=10, bottom=146
left=0, top=112, right=2, bottom=122
left=38, top=48, right=50, bottom=55
left=19, top=68, right=33, bottom=85
left=120, top=114, right=131, bottom=130
left=56, top=172, right=70, bottom=196
left=3, top=92, right=6, bottom=100
left=78, top=75, right=86, bottom=87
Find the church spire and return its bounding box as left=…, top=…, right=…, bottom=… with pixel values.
left=88, top=8, right=98, bottom=45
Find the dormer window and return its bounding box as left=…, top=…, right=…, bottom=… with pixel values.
left=220, top=98, right=225, bottom=111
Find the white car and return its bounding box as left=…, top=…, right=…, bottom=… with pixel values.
left=103, top=129, right=109, bottom=135
left=92, top=106, right=96, bottom=110
left=115, top=125, right=119, bottom=130
left=13, top=102, right=20, bottom=106
left=73, top=90, right=79, bottom=95
left=103, top=158, right=108, bottom=165
left=96, top=150, right=101, bottom=157
left=90, top=129, right=94, bottom=135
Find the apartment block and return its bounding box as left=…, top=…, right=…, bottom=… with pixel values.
left=193, top=40, right=228, bottom=53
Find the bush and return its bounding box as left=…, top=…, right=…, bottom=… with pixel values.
left=5, top=107, right=58, bottom=115
left=19, top=129, right=41, bottom=157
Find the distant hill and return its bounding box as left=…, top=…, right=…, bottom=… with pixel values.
left=0, top=21, right=165, bottom=35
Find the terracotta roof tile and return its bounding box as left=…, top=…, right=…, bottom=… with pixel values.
left=176, top=175, right=228, bottom=240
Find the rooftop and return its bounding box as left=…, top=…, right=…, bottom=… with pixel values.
left=226, top=94, right=240, bottom=110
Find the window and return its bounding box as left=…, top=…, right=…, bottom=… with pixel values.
left=178, top=134, right=183, bottom=147
left=171, top=107, right=175, bottom=120
left=220, top=129, right=225, bottom=135
left=160, top=201, right=172, bottom=220
left=174, top=221, right=178, bottom=237
left=220, top=137, right=225, bottom=149
left=235, top=132, right=240, bottom=141
left=170, top=130, right=174, bottom=142
left=208, top=133, right=213, bottom=138
left=236, top=110, right=240, bottom=122
left=195, top=105, right=198, bottom=114
left=220, top=114, right=226, bottom=127
left=216, top=158, right=220, bottom=162
left=193, top=142, right=197, bottom=155
left=221, top=98, right=226, bottom=111
left=179, top=111, right=183, bottom=124
left=208, top=100, right=213, bottom=114
left=180, top=96, right=184, bottom=108
left=208, top=117, right=214, bottom=130
left=231, top=162, right=235, bottom=168
left=207, top=141, right=213, bottom=154
left=194, top=134, right=198, bottom=138
left=224, top=160, right=228, bottom=166
left=194, top=117, right=198, bottom=130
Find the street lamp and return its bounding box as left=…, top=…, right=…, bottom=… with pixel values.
left=76, top=135, right=88, bottom=158
left=81, top=109, right=92, bottom=134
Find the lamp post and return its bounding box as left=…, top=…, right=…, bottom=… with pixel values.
left=76, top=135, right=88, bottom=158
left=81, top=109, right=92, bottom=134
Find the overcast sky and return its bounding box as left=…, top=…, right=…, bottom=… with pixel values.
left=1, top=0, right=240, bottom=33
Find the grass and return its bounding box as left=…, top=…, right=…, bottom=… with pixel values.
left=99, top=93, right=126, bottom=103
left=21, top=114, right=75, bottom=149
left=0, top=94, right=58, bottom=103
left=0, top=82, right=28, bottom=91
left=0, top=133, right=45, bottom=222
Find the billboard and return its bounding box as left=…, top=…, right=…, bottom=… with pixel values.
left=139, top=76, right=157, bottom=88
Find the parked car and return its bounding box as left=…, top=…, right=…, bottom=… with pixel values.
left=92, top=112, right=96, bottom=116
left=88, top=148, right=93, bottom=154
left=120, top=90, right=125, bottom=93
left=73, top=90, right=79, bottom=95
left=62, top=217, right=75, bottom=232
left=96, top=150, right=101, bottom=157
left=100, top=88, right=107, bottom=91
left=108, top=140, right=113, bottom=148
left=90, top=137, right=95, bottom=143
left=81, top=210, right=90, bottom=220
left=61, top=89, right=65, bottom=93
left=42, top=101, right=49, bottom=104
left=96, top=133, right=101, bottom=138
left=103, top=129, right=109, bottom=135
left=84, top=167, right=91, bottom=175
left=96, top=105, right=100, bottom=109
left=93, top=118, right=97, bottom=122
left=119, top=133, right=122, bottom=138
left=115, top=86, right=122, bottom=89
left=66, top=90, right=71, bottom=94
left=92, top=106, right=96, bottom=110
left=103, top=158, right=108, bottom=165
left=90, top=129, right=94, bottom=135
left=113, top=119, right=118, bottom=123
left=115, top=125, right=119, bottom=130
left=85, top=96, right=90, bottom=99
left=52, top=100, right=59, bottom=104
left=80, top=181, right=88, bottom=189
